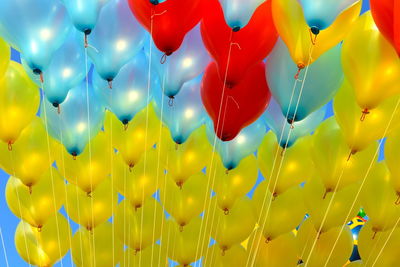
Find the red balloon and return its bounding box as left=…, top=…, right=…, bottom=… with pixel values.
left=128, top=0, right=206, bottom=55
left=201, top=0, right=277, bottom=87
left=201, top=61, right=270, bottom=141
left=371, top=0, right=400, bottom=56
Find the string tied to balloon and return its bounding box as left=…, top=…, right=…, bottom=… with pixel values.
left=129, top=163, right=134, bottom=172
left=265, top=237, right=272, bottom=244
left=176, top=180, right=183, bottom=190
left=122, top=119, right=129, bottom=131
left=83, top=29, right=92, bottom=48
left=28, top=184, right=33, bottom=195
left=317, top=230, right=322, bottom=240
left=272, top=192, right=278, bottom=201
left=347, top=149, right=357, bottom=161
left=309, top=26, right=319, bottom=46
left=37, top=225, right=42, bottom=233
left=221, top=246, right=227, bottom=256
left=223, top=208, right=230, bottom=215
left=360, top=108, right=370, bottom=121
left=395, top=193, right=400, bottom=205
left=371, top=229, right=378, bottom=240
left=7, top=140, right=13, bottom=151
left=86, top=191, right=92, bottom=198
left=52, top=102, right=61, bottom=114
left=179, top=223, right=185, bottom=232
left=168, top=96, right=175, bottom=107
left=322, top=188, right=332, bottom=199
left=294, top=63, right=305, bottom=80
left=106, top=78, right=113, bottom=89
left=71, top=151, right=77, bottom=160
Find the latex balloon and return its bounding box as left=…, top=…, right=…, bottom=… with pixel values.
left=6, top=167, right=65, bottom=229
left=114, top=198, right=164, bottom=251
left=219, top=0, right=265, bottom=30
left=298, top=0, right=360, bottom=31
left=128, top=0, right=205, bottom=55
left=334, top=80, right=400, bottom=152
left=153, top=75, right=207, bottom=144
left=296, top=218, right=353, bottom=267
left=0, top=61, right=39, bottom=146
left=120, top=245, right=168, bottom=267
left=0, top=37, right=10, bottom=78
left=71, top=222, right=123, bottom=267
left=267, top=39, right=343, bottom=122
left=150, top=25, right=210, bottom=97
left=55, top=131, right=112, bottom=193
left=272, top=0, right=361, bottom=67
left=65, top=178, right=117, bottom=230
left=206, top=117, right=266, bottom=169
left=262, top=97, right=326, bottom=148
left=203, top=244, right=247, bottom=267
left=160, top=172, right=207, bottom=227
left=385, top=130, right=400, bottom=197
left=201, top=62, right=270, bottom=141
left=0, top=0, right=71, bottom=73
left=15, top=213, right=71, bottom=267
left=88, top=0, right=146, bottom=82
left=342, top=12, right=400, bottom=112
left=258, top=132, right=312, bottom=196
left=41, top=81, right=105, bottom=157
left=201, top=0, right=277, bottom=86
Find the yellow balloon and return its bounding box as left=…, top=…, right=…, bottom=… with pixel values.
left=0, top=61, right=39, bottom=145
left=384, top=130, right=400, bottom=196
left=272, top=0, right=361, bottom=68
left=114, top=198, right=164, bottom=252
left=203, top=245, right=247, bottom=267
left=120, top=245, right=168, bottom=267
left=342, top=12, right=400, bottom=111
left=65, top=177, right=117, bottom=230
left=296, top=218, right=353, bottom=267
left=311, top=117, right=378, bottom=192
left=71, top=222, right=123, bottom=267
left=253, top=181, right=306, bottom=241
left=258, top=131, right=312, bottom=196
left=212, top=154, right=258, bottom=212
left=160, top=172, right=207, bottom=227
left=0, top=37, right=10, bottom=78
left=15, top=213, right=71, bottom=267
left=6, top=167, right=65, bottom=228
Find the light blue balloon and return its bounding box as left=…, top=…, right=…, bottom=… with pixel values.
left=266, top=38, right=343, bottom=122
left=150, top=25, right=210, bottom=98
left=153, top=75, right=206, bottom=144
left=93, top=50, right=158, bottom=125
left=41, top=82, right=105, bottom=156
left=206, top=117, right=266, bottom=170
left=262, top=97, right=326, bottom=148
left=22, top=29, right=86, bottom=106
left=0, top=0, right=71, bottom=73
left=87, top=0, right=146, bottom=82
left=298, top=0, right=359, bottom=31
left=219, top=0, right=265, bottom=30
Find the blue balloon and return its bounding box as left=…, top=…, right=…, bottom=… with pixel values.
left=262, top=97, right=326, bottom=148
left=266, top=38, right=343, bottom=122
left=153, top=75, right=206, bottom=144
left=150, top=25, right=210, bottom=98
left=87, top=0, right=146, bottom=82
left=93, top=50, right=158, bottom=125
left=219, top=0, right=265, bottom=30
left=206, top=117, right=266, bottom=170
left=0, top=0, right=71, bottom=73
left=41, top=82, right=105, bottom=156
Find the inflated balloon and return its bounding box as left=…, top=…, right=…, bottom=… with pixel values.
left=42, top=81, right=105, bottom=157
left=201, top=0, right=277, bottom=86
left=204, top=244, right=247, bottom=267
left=121, top=245, right=168, bottom=267
left=219, top=0, right=265, bottom=30
left=385, top=130, right=400, bottom=197
left=150, top=25, right=210, bottom=98
left=0, top=0, right=71, bottom=73
left=15, top=213, right=71, bottom=267
left=71, top=222, right=123, bottom=267
left=153, top=75, right=206, bottom=144
left=6, top=168, right=65, bottom=229
left=267, top=39, right=342, bottom=122
left=128, top=0, right=205, bottom=55
left=272, top=0, right=361, bottom=67
left=88, top=0, right=146, bottom=82
left=0, top=61, right=39, bottom=146
left=342, top=12, right=400, bottom=113
left=206, top=117, right=266, bottom=169
left=201, top=62, right=270, bottom=141
left=0, top=37, right=10, bottom=78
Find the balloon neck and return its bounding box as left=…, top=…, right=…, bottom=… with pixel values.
left=347, top=149, right=357, bottom=161
left=322, top=188, right=332, bottom=199
left=129, top=163, right=134, bottom=172
left=272, top=192, right=278, bottom=201
left=71, top=151, right=77, bottom=160
left=265, top=236, right=272, bottom=244
left=122, top=119, right=129, bottom=130
left=223, top=208, right=229, bottom=215
left=221, top=246, right=227, bottom=256
left=86, top=191, right=92, bottom=198
left=360, top=108, right=370, bottom=121
left=107, top=78, right=113, bottom=89
left=33, top=68, right=44, bottom=83
left=7, top=140, right=13, bottom=151
left=232, top=26, right=241, bottom=32
left=27, top=184, right=33, bottom=195
left=294, top=64, right=305, bottom=80
left=179, top=223, right=185, bottom=232
left=134, top=203, right=142, bottom=211
left=37, top=225, right=42, bottom=232
left=84, top=30, right=91, bottom=48
left=134, top=248, right=141, bottom=255
left=310, top=26, right=320, bottom=35
left=168, top=96, right=175, bottom=107
left=176, top=180, right=184, bottom=189
left=52, top=103, right=61, bottom=114
left=309, top=27, right=319, bottom=45
left=149, top=0, right=159, bottom=5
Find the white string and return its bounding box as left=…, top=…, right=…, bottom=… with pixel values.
left=0, top=227, right=9, bottom=267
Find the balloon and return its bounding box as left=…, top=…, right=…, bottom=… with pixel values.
left=150, top=25, right=210, bottom=98
left=153, top=75, right=206, bottom=144
left=206, top=117, right=266, bottom=169
left=266, top=39, right=342, bottom=122
left=6, top=167, right=65, bottom=229
left=15, top=213, right=71, bottom=267
left=385, top=130, right=400, bottom=196
left=258, top=132, right=312, bottom=196
left=219, top=0, right=265, bottom=30
left=0, top=0, right=71, bottom=73
left=121, top=245, right=168, bottom=267
left=204, top=244, right=247, bottom=267
left=201, top=62, right=270, bottom=141
left=0, top=37, right=10, bottom=78
left=342, top=12, right=400, bottom=112
left=0, top=61, right=39, bottom=146
left=128, top=0, right=205, bottom=55
left=41, top=81, right=105, bottom=157
left=298, top=0, right=360, bottom=31
left=272, top=0, right=361, bottom=67
left=88, top=0, right=146, bottom=82
left=334, top=80, right=400, bottom=152
left=65, top=178, right=117, bottom=230
left=71, top=222, right=123, bottom=267
left=201, top=0, right=277, bottom=86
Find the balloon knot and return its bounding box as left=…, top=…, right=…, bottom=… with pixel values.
left=221, top=246, right=227, bottom=256
left=179, top=224, right=185, bottom=232
left=134, top=204, right=142, bottom=211
left=232, top=26, right=241, bottom=32
left=309, top=27, right=319, bottom=45
left=225, top=169, right=229, bottom=175
left=86, top=191, right=92, bottom=198
left=37, top=225, right=42, bottom=233
left=223, top=208, right=229, bottom=215
left=71, top=152, right=77, bottom=160
left=28, top=184, right=33, bottom=195
left=7, top=141, right=13, bottom=151
left=360, top=109, right=369, bottom=121
left=347, top=149, right=356, bottom=161
left=123, top=122, right=129, bottom=131
left=280, top=146, right=286, bottom=157
left=372, top=230, right=378, bottom=240
left=84, top=30, right=91, bottom=48
left=134, top=248, right=141, bottom=255
left=176, top=180, right=183, bottom=189
left=272, top=192, right=278, bottom=201
left=317, top=230, right=322, bottom=239
left=160, top=53, right=168, bottom=64
left=107, top=79, right=113, bottom=89
left=168, top=96, right=175, bottom=107
left=265, top=237, right=271, bottom=244
left=395, top=194, right=400, bottom=205
left=294, top=63, right=305, bottom=80
left=175, top=142, right=179, bottom=151
left=322, top=188, right=332, bottom=199
left=149, top=0, right=159, bottom=5
left=129, top=163, right=134, bottom=172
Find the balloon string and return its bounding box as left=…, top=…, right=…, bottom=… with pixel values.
left=395, top=194, right=400, bottom=205
left=0, top=227, right=10, bottom=267
left=160, top=53, right=167, bottom=64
